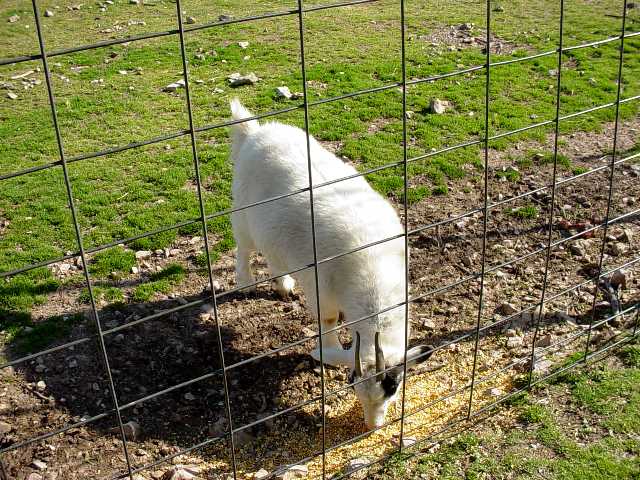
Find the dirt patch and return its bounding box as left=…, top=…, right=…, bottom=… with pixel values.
left=413, top=23, right=525, bottom=55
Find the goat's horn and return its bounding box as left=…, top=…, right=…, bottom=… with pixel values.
left=375, top=332, right=385, bottom=375
left=354, top=332, right=363, bottom=378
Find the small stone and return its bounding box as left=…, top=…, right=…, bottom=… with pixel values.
left=533, top=359, right=553, bottom=374
left=195, top=53, right=206, bottom=61
left=169, top=248, right=181, bottom=256
left=35, top=364, right=46, bottom=373
left=429, top=98, right=449, bottom=114
left=175, top=297, right=188, bottom=305
left=506, top=336, right=524, bottom=349
left=227, top=72, right=259, bottom=87
left=27, top=475, right=43, bottom=480
left=346, top=458, right=371, bottom=474
left=0, top=421, right=13, bottom=435
left=619, top=228, right=633, bottom=244
left=161, top=466, right=199, bottom=480
left=535, top=334, right=552, bottom=348
left=129, top=0, right=139, bottom=4
left=275, top=465, right=308, bottom=480
left=405, top=110, right=414, bottom=119
left=610, top=269, right=627, bottom=290
left=548, top=69, right=557, bottom=76
left=131, top=266, right=139, bottom=274
left=218, top=14, right=232, bottom=21
left=493, top=4, right=505, bottom=12
left=36, top=380, right=47, bottom=390
left=31, top=460, right=47, bottom=471
left=420, top=317, right=436, bottom=330
left=118, top=70, right=128, bottom=75
left=609, top=242, right=628, bottom=256
left=275, top=86, right=292, bottom=99
left=238, top=41, right=249, bottom=49
left=44, top=9, right=54, bottom=17
left=184, top=392, right=196, bottom=401
left=185, top=16, right=196, bottom=24
left=135, top=250, right=152, bottom=260
left=253, top=469, right=270, bottom=480
left=487, top=388, right=502, bottom=397
left=8, top=14, right=20, bottom=23
left=163, top=79, right=185, bottom=92
left=499, top=302, right=518, bottom=315
left=114, top=333, right=125, bottom=342
left=118, top=420, right=141, bottom=441
left=569, top=240, right=586, bottom=257
left=7, top=91, right=18, bottom=100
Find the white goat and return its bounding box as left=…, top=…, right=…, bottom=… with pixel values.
left=229, top=99, right=433, bottom=429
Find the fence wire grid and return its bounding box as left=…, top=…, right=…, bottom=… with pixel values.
left=1, top=0, right=639, bottom=479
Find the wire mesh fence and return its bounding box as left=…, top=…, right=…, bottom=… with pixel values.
left=1, top=0, right=639, bottom=479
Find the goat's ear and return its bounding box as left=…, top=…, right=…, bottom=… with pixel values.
left=406, top=344, right=435, bottom=368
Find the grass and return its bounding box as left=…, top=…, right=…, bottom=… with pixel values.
left=131, top=263, right=187, bottom=301
left=78, top=285, right=124, bottom=304
left=88, top=247, right=136, bottom=277
left=1, top=0, right=639, bottom=322
left=509, top=204, right=539, bottom=219
left=375, top=337, right=640, bottom=480
left=0, top=312, right=84, bottom=356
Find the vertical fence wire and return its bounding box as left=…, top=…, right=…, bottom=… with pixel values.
left=398, top=0, right=411, bottom=451
left=584, top=0, right=629, bottom=360
left=173, top=1, right=239, bottom=477
left=467, top=0, right=492, bottom=418
left=527, top=0, right=566, bottom=387
left=296, top=1, right=327, bottom=477
left=29, top=0, right=134, bottom=477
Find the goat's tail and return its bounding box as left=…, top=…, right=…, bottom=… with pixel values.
left=230, top=98, right=259, bottom=139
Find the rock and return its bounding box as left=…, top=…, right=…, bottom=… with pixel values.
left=421, top=317, right=436, bottom=330
left=117, top=420, right=141, bottom=441
left=274, top=465, right=308, bottom=480
left=487, top=388, right=502, bottom=397
left=8, top=14, right=20, bottom=23
left=31, top=460, right=47, bottom=471
left=506, top=336, right=524, bottom=349
left=7, top=91, right=18, bottom=100
left=161, top=466, right=200, bottom=480
left=610, top=269, right=627, bottom=290
left=569, top=240, right=586, bottom=257
left=619, top=228, right=633, bottom=244
left=505, top=328, right=517, bottom=337
left=238, top=41, right=249, bottom=49
left=405, top=110, right=414, bottom=119
left=275, top=86, right=292, bottom=99
left=169, top=248, right=181, bottom=256
left=609, top=242, right=628, bottom=256
left=35, top=364, right=46, bottom=373
left=135, top=250, right=152, bottom=260
left=493, top=4, right=505, bottom=12
left=185, top=16, right=196, bottom=24
left=429, top=98, right=449, bottom=114
left=0, top=421, right=13, bottom=435
left=535, top=334, right=552, bottom=348
left=218, top=14, right=232, bottom=21
left=131, top=266, right=139, bottom=274
left=499, top=302, right=518, bottom=316
left=129, top=0, right=139, bottom=4
left=533, top=359, right=553, bottom=375
left=227, top=72, right=259, bottom=87
left=44, top=9, right=54, bottom=17
left=114, top=333, right=125, bottom=342
left=253, top=469, right=270, bottom=480
left=36, top=380, right=47, bottom=390
left=27, top=475, right=43, bottom=480
left=184, top=392, right=196, bottom=401
left=346, top=458, right=371, bottom=474
left=163, top=79, right=185, bottom=92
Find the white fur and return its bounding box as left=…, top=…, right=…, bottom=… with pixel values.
left=229, top=99, right=411, bottom=428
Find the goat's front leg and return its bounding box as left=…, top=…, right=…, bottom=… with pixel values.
left=310, top=315, right=347, bottom=367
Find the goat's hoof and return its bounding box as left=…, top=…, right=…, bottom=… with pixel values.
left=272, top=275, right=295, bottom=298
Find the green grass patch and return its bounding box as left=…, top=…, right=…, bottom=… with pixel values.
left=78, top=286, right=124, bottom=304
left=509, top=204, right=539, bottom=219
left=88, top=247, right=136, bottom=277
left=4, top=313, right=84, bottom=355
left=519, top=403, right=549, bottom=424
left=132, top=263, right=187, bottom=301
left=496, top=167, right=521, bottom=182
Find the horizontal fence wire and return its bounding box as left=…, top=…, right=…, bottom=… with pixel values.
left=1, top=1, right=639, bottom=479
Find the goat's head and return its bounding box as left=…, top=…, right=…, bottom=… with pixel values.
left=349, top=332, right=434, bottom=430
